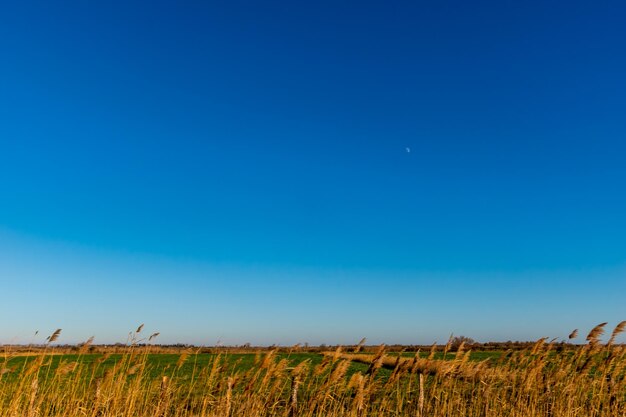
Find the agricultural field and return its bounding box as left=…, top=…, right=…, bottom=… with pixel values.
left=0, top=323, right=625, bottom=416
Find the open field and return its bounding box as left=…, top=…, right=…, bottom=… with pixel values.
left=1, top=323, right=625, bottom=416
left=0, top=351, right=502, bottom=383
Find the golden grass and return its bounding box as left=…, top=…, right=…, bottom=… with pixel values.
left=0, top=324, right=625, bottom=416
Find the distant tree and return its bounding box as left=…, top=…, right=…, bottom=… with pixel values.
left=450, top=335, right=476, bottom=351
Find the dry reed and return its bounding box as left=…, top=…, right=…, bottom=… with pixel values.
left=0, top=322, right=624, bottom=416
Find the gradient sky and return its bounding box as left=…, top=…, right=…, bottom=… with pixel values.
left=1, top=1, right=625, bottom=346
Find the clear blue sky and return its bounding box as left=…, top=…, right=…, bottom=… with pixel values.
left=1, top=0, right=625, bottom=345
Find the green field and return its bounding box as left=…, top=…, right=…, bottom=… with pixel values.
left=0, top=350, right=502, bottom=381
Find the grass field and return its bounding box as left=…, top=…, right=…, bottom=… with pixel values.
left=0, top=324, right=624, bottom=416
left=0, top=350, right=502, bottom=381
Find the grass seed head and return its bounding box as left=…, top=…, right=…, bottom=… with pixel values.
left=46, top=329, right=62, bottom=344
left=586, top=322, right=608, bottom=346
left=608, top=321, right=626, bottom=346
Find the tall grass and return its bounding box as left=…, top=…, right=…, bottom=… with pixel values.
left=1, top=323, right=625, bottom=416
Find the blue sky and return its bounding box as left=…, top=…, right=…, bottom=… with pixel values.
left=1, top=0, right=625, bottom=345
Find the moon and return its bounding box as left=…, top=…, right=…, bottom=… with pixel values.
left=406, top=147, right=411, bottom=153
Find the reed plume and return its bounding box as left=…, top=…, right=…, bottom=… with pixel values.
left=46, top=328, right=62, bottom=343
left=607, top=320, right=626, bottom=346
left=586, top=322, right=608, bottom=346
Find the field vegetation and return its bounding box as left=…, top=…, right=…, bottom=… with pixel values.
left=1, top=322, right=625, bottom=416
